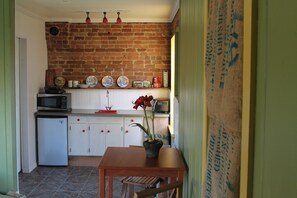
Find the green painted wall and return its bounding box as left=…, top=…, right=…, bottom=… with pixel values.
left=179, top=0, right=297, bottom=197
left=178, top=0, right=206, bottom=197
left=253, top=0, right=297, bottom=197
left=0, top=0, right=17, bottom=193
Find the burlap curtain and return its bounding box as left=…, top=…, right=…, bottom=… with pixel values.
left=203, top=0, right=243, bottom=197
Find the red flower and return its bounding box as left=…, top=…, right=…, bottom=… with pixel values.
left=131, top=95, right=156, bottom=141
left=133, top=95, right=153, bottom=110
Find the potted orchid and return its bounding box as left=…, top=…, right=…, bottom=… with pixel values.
left=130, top=95, right=163, bottom=158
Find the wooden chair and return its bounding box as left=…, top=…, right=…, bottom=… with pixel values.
left=120, top=145, right=162, bottom=198
left=133, top=181, right=183, bottom=198
left=121, top=176, right=162, bottom=198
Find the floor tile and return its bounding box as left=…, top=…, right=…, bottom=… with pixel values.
left=78, top=191, right=99, bottom=198
left=18, top=166, right=152, bottom=198
left=52, top=191, right=80, bottom=198
left=59, top=182, right=84, bottom=192
left=66, top=175, right=89, bottom=183
left=81, top=182, right=99, bottom=192
left=34, top=181, right=62, bottom=191
left=26, top=189, right=54, bottom=198
left=43, top=174, right=67, bottom=184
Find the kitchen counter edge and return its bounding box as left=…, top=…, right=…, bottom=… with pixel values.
left=35, top=109, right=169, bottom=118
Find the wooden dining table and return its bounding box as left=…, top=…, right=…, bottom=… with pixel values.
left=98, top=147, right=186, bottom=198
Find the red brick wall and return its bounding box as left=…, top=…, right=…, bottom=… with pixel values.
left=46, top=22, right=172, bottom=88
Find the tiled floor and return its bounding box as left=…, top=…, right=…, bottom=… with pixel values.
left=18, top=166, right=125, bottom=198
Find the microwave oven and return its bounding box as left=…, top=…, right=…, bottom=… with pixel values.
left=37, top=93, right=72, bottom=111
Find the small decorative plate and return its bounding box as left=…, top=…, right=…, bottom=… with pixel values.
left=86, top=76, right=98, bottom=87
left=54, top=76, right=65, bottom=87
left=102, top=76, right=113, bottom=88
left=117, top=76, right=129, bottom=88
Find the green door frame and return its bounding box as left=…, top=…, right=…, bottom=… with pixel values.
left=0, top=0, right=17, bottom=193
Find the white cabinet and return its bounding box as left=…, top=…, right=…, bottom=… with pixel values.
left=68, top=116, right=125, bottom=156
left=89, top=117, right=123, bottom=156
left=68, top=115, right=168, bottom=156
left=124, top=117, right=144, bottom=147
left=89, top=123, right=105, bottom=156
left=68, top=116, right=90, bottom=156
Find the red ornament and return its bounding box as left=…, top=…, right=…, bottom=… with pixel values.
left=117, top=12, right=122, bottom=23
left=85, top=12, right=91, bottom=23
left=103, top=12, right=108, bottom=23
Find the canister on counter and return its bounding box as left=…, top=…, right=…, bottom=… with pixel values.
left=163, top=70, right=168, bottom=88
left=73, top=80, right=79, bottom=88
left=68, top=80, right=73, bottom=88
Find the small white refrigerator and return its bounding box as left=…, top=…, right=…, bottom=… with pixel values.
left=37, top=116, right=68, bottom=166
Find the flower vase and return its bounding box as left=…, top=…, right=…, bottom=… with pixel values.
left=143, top=139, right=163, bottom=158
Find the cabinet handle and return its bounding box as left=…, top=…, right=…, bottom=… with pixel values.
left=107, top=130, right=110, bottom=133
left=125, top=130, right=129, bottom=133
left=130, top=119, right=134, bottom=122
left=82, top=129, right=85, bottom=132
left=77, top=118, right=80, bottom=121
left=101, top=130, right=104, bottom=133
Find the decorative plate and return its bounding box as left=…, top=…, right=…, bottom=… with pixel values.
left=54, top=76, right=65, bottom=87
left=117, top=76, right=129, bottom=88
left=86, top=76, right=98, bottom=87
left=102, top=76, right=113, bottom=88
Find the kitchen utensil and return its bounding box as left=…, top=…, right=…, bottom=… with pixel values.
left=78, top=84, right=89, bottom=88
left=73, top=80, right=79, bottom=87
left=68, top=80, right=73, bottom=88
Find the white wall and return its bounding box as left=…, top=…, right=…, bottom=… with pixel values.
left=67, top=88, right=170, bottom=110
left=15, top=6, right=47, bottom=173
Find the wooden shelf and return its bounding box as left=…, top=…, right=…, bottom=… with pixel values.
left=64, top=87, right=170, bottom=90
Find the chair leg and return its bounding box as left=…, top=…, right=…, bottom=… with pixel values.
left=159, top=177, right=169, bottom=198
left=128, top=184, right=134, bottom=198
left=121, top=183, right=128, bottom=198
left=169, top=188, right=176, bottom=198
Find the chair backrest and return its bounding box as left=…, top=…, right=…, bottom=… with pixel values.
left=133, top=181, right=183, bottom=198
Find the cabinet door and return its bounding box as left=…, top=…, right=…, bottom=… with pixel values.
left=124, top=117, right=144, bottom=147
left=68, top=124, right=89, bottom=156
left=89, top=123, right=106, bottom=156
left=105, top=123, right=123, bottom=148
left=68, top=116, right=89, bottom=123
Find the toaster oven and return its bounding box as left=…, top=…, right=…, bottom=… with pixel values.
left=153, top=98, right=170, bottom=113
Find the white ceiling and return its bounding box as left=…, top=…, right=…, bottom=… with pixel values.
left=16, top=0, right=179, bottom=23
